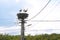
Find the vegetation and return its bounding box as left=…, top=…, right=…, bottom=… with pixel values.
left=0, top=33, right=60, bottom=40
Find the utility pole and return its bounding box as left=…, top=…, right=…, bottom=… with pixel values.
left=17, top=9, right=28, bottom=40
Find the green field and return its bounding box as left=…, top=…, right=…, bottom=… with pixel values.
left=0, top=33, right=60, bottom=40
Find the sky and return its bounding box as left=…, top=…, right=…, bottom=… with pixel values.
left=0, top=0, right=60, bottom=35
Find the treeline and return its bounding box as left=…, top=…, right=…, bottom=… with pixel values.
left=0, top=33, right=60, bottom=40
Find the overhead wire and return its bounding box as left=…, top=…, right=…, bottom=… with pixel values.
left=28, top=0, right=51, bottom=21
left=25, top=29, right=60, bottom=31
left=25, top=0, right=60, bottom=31
left=27, top=0, right=60, bottom=22
left=28, top=20, right=60, bottom=22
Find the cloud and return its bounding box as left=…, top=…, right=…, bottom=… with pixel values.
left=16, top=0, right=21, bottom=3
left=0, top=25, right=60, bottom=35
left=0, top=0, right=60, bottom=35
left=0, top=26, right=20, bottom=35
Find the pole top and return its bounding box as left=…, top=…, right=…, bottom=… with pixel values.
left=17, top=9, right=28, bottom=19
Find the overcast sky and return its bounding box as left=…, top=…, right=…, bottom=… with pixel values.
left=0, top=0, right=60, bottom=35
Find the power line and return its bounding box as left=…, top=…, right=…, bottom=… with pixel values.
left=25, top=29, right=60, bottom=32
left=28, top=20, right=60, bottom=22
left=28, top=0, right=51, bottom=21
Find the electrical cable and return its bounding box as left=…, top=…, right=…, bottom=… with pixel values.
left=25, top=29, right=60, bottom=31
left=28, top=20, right=60, bottom=22
left=27, top=0, right=60, bottom=22
left=28, top=0, right=51, bottom=21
